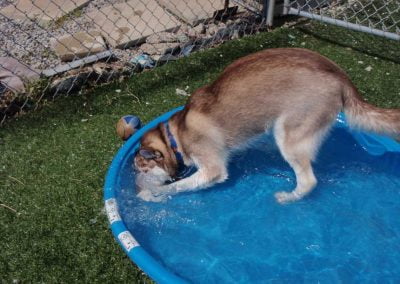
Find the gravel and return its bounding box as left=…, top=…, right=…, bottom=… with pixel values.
left=0, top=0, right=127, bottom=70
left=0, top=0, right=259, bottom=73
left=0, top=1, right=15, bottom=9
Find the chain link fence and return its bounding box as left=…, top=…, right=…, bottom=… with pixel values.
left=1, top=0, right=399, bottom=123
left=0, top=0, right=266, bottom=123
left=283, top=0, right=400, bottom=40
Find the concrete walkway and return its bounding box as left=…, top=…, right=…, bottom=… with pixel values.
left=85, top=0, right=180, bottom=48
left=1, top=0, right=233, bottom=61
left=0, top=0, right=90, bottom=26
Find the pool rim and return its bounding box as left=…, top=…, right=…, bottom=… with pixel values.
left=103, top=107, right=400, bottom=284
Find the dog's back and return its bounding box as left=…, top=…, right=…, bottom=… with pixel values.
left=185, top=48, right=349, bottom=147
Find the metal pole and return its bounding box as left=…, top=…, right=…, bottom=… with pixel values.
left=266, top=0, right=276, bottom=26
left=283, top=0, right=290, bottom=15
left=288, top=8, right=400, bottom=41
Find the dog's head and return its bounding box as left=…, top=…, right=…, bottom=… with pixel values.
left=133, top=125, right=178, bottom=186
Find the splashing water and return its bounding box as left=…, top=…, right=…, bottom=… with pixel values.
left=116, top=128, right=400, bottom=283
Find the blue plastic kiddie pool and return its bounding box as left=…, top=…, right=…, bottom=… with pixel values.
left=104, top=107, right=400, bottom=283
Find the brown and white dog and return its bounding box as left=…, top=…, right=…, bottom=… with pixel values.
left=134, top=48, right=400, bottom=203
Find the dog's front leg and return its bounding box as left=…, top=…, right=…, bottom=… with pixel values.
left=154, top=161, right=228, bottom=197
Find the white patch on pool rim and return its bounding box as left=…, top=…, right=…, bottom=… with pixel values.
left=105, top=198, right=122, bottom=224
left=118, top=231, right=139, bottom=252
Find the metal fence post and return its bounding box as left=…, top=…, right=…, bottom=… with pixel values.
left=266, top=0, right=276, bottom=26
left=283, top=0, right=290, bottom=15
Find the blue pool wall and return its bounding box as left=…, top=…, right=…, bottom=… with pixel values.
left=104, top=107, right=400, bottom=283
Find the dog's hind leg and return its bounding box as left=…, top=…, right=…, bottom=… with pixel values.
left=273, top=116, right=332, bottom=203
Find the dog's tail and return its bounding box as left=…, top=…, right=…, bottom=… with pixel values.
left=343, top=84, right=400, bottom=139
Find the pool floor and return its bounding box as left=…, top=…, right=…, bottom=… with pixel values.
left=116, top=127, right=400, bottom=283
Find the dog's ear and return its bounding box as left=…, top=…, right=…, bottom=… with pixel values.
left=139, top=149, right=163, bottom=161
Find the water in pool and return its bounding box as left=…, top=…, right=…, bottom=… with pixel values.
left=116, top=127, right=400, bottom=283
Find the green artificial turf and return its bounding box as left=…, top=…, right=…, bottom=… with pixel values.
left=1, top=21, right=399, bottom=282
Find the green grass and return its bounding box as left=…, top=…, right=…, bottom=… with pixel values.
left=1, top=21, right=399, bottom=282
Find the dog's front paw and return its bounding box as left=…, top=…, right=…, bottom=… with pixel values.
left=274, top=191, right=302, bottom=204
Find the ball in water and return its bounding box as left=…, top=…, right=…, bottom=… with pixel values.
left=116, top=115, right=141, bottom=140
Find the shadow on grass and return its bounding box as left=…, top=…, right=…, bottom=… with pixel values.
left=297, top=22, right=400, bottom=64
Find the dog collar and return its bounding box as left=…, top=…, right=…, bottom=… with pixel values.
left=164, top=121, right=191, bottom=179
